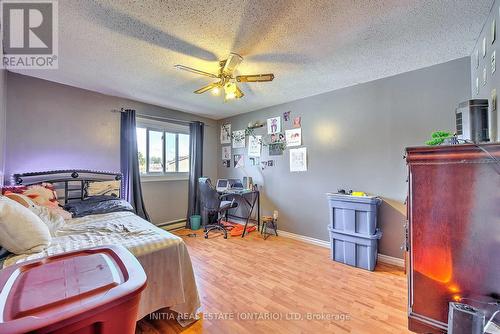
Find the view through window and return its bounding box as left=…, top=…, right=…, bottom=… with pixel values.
left=136, top=119, right=190, bottom=175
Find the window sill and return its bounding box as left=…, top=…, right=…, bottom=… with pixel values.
left=140, top=174, right=189, bottom=183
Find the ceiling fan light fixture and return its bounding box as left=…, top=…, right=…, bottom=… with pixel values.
left=211, top=87, right=220, bottom=95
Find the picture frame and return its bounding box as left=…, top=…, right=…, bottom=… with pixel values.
left=220, top=123, right=231, bottom=144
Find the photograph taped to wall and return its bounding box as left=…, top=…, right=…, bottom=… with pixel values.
left=234, top=154, right=244, bottom=168
left=222, top=160, right=231, bottom=168
left=283, top=111, right=291, bottom=121
left=290, top=147, right=307, bottom=172
left=492, top=89, right=497, bottom=112
left=492, top=19, right=496, bottom=44
left=232, top=129, right=245, bottom=148
left=293, top=116, right=301, bottom=128
left=492, top=50, right=496, bottom=74
left=483, top=36, right=487, bottom=58
left=222, top=146, right=232, bottom=160
left=267, top=116, right=281, bottom=134
left=268, top=143, right=283, bottom=156
left=285, top=128, right=302, bottom=147
left=250, top=157, right=260, bottom=166
left=221, top=123, right=231, bottom=144
left=248, top=135, right=262, bottom=157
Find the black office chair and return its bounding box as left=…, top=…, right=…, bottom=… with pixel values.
left=199, top=178, right=238, bottom=239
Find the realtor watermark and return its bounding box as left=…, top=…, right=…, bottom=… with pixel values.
left=1, top=0, right=58, bottom=69
left=149, top=311, right=351, bottom=322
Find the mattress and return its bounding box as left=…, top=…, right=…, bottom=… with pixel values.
left=3, top=211, right=200, bottom=320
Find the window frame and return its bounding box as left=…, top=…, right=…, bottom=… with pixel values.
left=136, top=118, right=190, bottom=182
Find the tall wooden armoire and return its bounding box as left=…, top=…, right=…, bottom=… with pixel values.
left=405, top=144, right=500, bottom=333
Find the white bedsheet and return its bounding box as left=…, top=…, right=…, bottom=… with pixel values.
left=3, top=211, right=200, bottom=320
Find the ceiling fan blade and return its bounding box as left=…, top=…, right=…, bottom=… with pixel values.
left=235, top=85, right=244, bottom=98
left=194, top=82, right=219, bottom=94
left=236, top=73, right=274, bottom=82
left=222, top=53, right=243, bottom=75
left=174, top=64, right=218, bottom=78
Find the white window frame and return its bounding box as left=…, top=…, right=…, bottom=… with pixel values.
left=136, top=118, right=190, bottom=182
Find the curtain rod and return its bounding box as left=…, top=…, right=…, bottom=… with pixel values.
left=111, top=109, right=210, bottom=127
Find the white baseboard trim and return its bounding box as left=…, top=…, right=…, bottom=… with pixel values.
left=276, top=229, right=330, bottom=248
left=377, top=254, right=405, bottom=268
left=157, top=219, right=186, bottom=231
left=276, top=229, right=405, bottom=268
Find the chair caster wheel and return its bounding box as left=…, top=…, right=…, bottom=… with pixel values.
left=204, top=235, right=208, bottom=239
left=224, top=234, right=228, bottom=239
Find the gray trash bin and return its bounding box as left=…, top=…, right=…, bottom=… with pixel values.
left=328, top=226, right=382, bottom=271
left=326, top=193, right=381, bottom=235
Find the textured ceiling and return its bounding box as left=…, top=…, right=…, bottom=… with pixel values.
left=12, top=0, right=493, bottom=119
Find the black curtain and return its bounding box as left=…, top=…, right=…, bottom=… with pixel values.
left=186, top=121, right=204, bottom=227
left=120, top=109, right=150, bottom=221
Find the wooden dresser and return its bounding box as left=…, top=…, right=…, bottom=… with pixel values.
left=405, top=144, right=500, bottom=333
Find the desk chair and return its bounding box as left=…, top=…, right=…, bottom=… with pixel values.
left=199, top=178, right=238, bottom=239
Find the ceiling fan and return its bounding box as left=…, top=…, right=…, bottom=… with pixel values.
left=174, top=53, right=274, bottom=101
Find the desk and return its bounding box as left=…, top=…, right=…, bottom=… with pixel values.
left=219, top=189, right=260, bottom=237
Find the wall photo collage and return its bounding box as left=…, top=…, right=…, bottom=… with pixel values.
left=220, top=110, right=307, bottom=172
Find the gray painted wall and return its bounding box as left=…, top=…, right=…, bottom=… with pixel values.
left=470, top=0, right=500, bottom=142
left=217, top=57, right=471, bottom=259
left=5, top=72, right=218, bottom=225
left=0, top=69, right=6, bottom=186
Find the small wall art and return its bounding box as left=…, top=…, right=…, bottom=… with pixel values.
left=290, top=147, right=307, bottom=172
left=222, top=160, right=231, bottom=168
left=267, top=116, right=281, bottom=134
left=283, top=111, right=291, bottom=121
left=492, top=19, right=496, bottom=44
left=269, top=143, right=283, bottom=156
left=222, top=146, right=232, bottom=160
left=285, top=128, right=302, bottom=147
left=492, top=50, right=496, bottom=74
left=293, top=116, right=301, bottom=128
left=483, top=36, right=487, bottom=58
left=234, top=154, right=244, bottom=168
left=232, top=129, right=246, bottom=148
left=220, top=123, right=231, bottom=144
left=248, top=135, right=262, bottom=157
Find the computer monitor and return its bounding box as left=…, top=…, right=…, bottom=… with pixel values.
left=216, top=179, right=229, bottom=192
left=228, top=178, right=244, bottom=189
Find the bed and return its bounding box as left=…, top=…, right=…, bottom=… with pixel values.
left=2, top=170, right=200, bottom=321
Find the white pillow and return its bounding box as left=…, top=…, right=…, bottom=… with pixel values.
left=0, top=196, right=51, bottom=254
left=4, top=193, right=65, bottom=236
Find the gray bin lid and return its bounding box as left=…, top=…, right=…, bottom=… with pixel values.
left=326, top=193, right=382, bottom=205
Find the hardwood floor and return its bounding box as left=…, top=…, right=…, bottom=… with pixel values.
left=136, top=229, right=410, bottom=334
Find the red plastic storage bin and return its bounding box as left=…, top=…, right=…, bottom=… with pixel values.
left=0, top=245, right=147, bottom=334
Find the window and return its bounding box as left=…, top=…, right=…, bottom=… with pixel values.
left=136, top=118, right=190, bottom=179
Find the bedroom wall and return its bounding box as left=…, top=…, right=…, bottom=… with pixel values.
left=217, top=57, right=471, bottom=259
left=0, top=69, right=6, bottom=186
left=5, top=72, right=218, bottom=225
left=470, top=0, right=500, bottom=142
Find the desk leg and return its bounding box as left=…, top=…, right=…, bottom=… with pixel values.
left=257, top=192, right=260, bottom=232
left=241, top=192, right=258, bottom=238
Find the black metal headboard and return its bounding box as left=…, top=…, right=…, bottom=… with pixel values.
left=12, top=170, right=122, bottom=204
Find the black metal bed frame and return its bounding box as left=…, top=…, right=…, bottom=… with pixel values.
left=12, top=169, right=122, bottom=204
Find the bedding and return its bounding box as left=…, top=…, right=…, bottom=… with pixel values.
left=2, top=211, right=200, bottom=321
left=0, top=196, right=51, bottom=254
left=63, top=195, right=134, bottom=217
left=3, top=184, right=72, bottom=219
left=85, top=180, right=121, bottom=197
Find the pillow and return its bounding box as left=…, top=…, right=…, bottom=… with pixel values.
left=3, top=183, right=59, bottom=207
left=85, top=180, right=121, bottom=197
left=4, top=191, right=72, bottom=220
left=0, top=196, right=51, bottom=254
left=4, top=193, right=66, bottom=236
